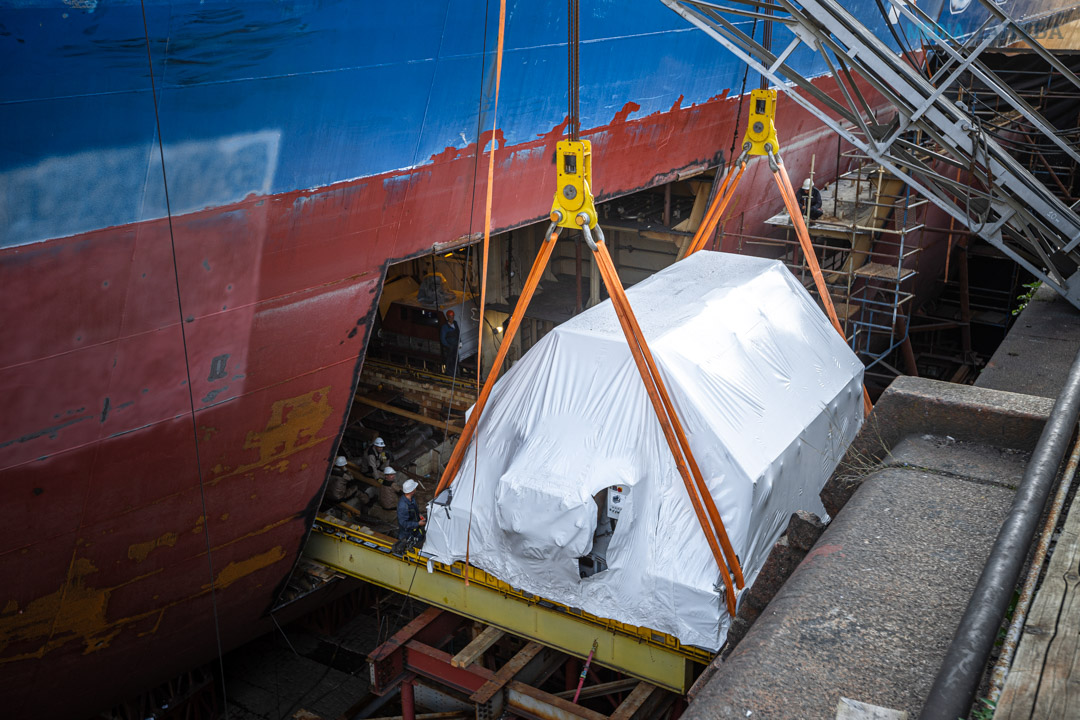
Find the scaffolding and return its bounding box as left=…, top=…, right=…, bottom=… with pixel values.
left=731, top=161, right=926, bottom=376
left=662, top=0, right=1080, bottom=309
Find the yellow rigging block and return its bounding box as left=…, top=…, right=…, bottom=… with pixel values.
left=742, top=88, right=780, bottom=156
left=551, top=139, right=598, bottom=229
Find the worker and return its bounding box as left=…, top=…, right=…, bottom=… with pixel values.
left=795, top=178, right=823, bottom=220
left=378, top=465, right=401, bottom=510
left=324, top=455, right=354, bottom=504
left=366, top=437, right=390, bottom=480
left=395, top=478, right=425, bottom=552
left=440, top=309, right=460, bottom=376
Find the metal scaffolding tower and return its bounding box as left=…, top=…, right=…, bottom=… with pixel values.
left=736, top=160, right=925, bottom=376
left=661, top=0, right=1080, bottom=308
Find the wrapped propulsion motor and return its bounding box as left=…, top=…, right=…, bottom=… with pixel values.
left=424, top=251, right=864, bottom=650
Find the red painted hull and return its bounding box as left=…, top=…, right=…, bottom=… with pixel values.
left=0, top=84, right=881, bottom=717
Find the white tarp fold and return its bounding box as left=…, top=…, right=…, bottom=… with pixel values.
left=425, top=251, right=864, bottom=650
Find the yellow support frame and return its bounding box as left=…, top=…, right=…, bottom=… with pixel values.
left=304, top=516, right=711, bottom=693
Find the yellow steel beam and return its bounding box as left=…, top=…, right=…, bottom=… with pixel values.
left=303, top=517, right=708, bottom=693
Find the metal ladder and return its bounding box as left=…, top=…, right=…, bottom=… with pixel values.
left=661, top=0, right=1080, bottom=308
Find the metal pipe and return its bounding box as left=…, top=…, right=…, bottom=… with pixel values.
left=958, top=245, right=973, bottom=357
left=573, top=640, right=599, bottom=704
left=919, top=346, right=1080, bottom=720
left=987, top=429, right=1080, bottom=703
left=401, top=676, right=416, bottom=720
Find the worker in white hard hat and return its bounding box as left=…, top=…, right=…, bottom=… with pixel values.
left=377, top=465, right=400, bottom=510
left=396, top=476, right=425, bottom=551
left=795, top=177, right=823, bottom=220
left=324, top=455, right=354, bottom=504
left=366, top=436, right=390, bottom=480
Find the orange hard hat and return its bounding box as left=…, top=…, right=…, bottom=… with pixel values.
left=446, top=310, right=455, bottom=319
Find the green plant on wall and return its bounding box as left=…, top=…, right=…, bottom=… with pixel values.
left=969, top=697, right=996, bottom=720
left=1012, top=280, right=1042, bottom=316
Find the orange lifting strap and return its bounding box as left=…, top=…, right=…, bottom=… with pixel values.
left=687, top=151, right=874, bottom=417
left=770, top=153, right=874, bottom=417
left=434, top=221, right=745, bottom=616
left=686, top=156, right=747, bottom=256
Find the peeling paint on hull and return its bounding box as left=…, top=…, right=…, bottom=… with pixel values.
left=3, top=0, right=1077, bottom=716
left=0, top=87, right=843, bottom=719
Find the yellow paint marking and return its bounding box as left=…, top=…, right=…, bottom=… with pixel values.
left=0, top=558, right=130, bottom=661
left=0, top=384, right=336, bottom=665
left=207, top=547, right=286, bottom=590
left=212, top=386, right=334, bottom=482
left=1, top=522, right=294, bottom=664
left=127, top=532, right=179, bottom=562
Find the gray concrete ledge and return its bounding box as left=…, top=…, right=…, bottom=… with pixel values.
left=686, top=372, right=1062, bottom=719
left=685, top=468, right=1015, bottom=719
left=977, top=284, right=1080, bottom=399
left=821, top=376, right=1052, bottom=516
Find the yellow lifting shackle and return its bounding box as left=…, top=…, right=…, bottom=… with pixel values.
left=742, top=88, right=780, bottom=156
left=551, top=139, right=599, bottom=229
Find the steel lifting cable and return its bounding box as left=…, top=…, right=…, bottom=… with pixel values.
left=568, top=0, right=580, bottom=141
left=138, top=1, right=230, bottom=712
left=474, top=0, right=507, bottom=399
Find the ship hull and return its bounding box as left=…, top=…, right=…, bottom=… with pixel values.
left=1, top=0, right=1076, bottom=716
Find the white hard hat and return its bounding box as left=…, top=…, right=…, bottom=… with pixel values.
left=402, top=479, right=419, bottom=494
left=384, top=466, right=396, bottom=475
left=374, top=437, right=386, bottom=448
left=334, top=456, right=348, bottom=468
left=802, top=178, right=812, bottom=190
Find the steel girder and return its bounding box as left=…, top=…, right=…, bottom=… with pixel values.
left=662, top=0, right=1080, bottom=308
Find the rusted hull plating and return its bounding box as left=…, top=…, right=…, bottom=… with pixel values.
left=0, top=90, right=859, bottom=718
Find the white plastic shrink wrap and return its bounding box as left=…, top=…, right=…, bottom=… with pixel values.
left=424, top=251, right=864, bottom=650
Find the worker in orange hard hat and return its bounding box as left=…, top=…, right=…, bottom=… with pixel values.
left=440, top=309, right=460, bottom=376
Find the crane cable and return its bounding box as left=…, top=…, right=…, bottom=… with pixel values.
left=568, top=0, right=580, bottom=140
left=435, top=0, right=746, bottom=612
